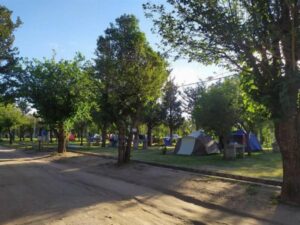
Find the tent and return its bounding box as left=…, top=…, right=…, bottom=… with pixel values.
left=174, top=130, right=220, bottom=155
left=230, top=130, right=262, bottom=152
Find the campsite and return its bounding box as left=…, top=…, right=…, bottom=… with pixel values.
left=1, top=0, right=300, bottom=224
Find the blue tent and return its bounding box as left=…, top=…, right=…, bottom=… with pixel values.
left=231, top=130, right=262, bottom=152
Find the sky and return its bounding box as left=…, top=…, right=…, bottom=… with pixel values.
left=2, top=0, right=227, bottom=85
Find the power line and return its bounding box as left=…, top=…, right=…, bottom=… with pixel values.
left=178, top=72, right=236, bottom=88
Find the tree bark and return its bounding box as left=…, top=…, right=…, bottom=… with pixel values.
left=49, top=129, right=53, bottom=143
left=125, top=130, right=133, bottom=163
left=117, top=125, right=126, bottom=165
left=147, top=125, right=153, bottom=147
left=8, top=129, right=13, bottom=145
left=57, top=124, right=67, bottom=153
left=275, top=114, right=300, bottom=205
left=133, top=127, right=139, bottom=150
left=101, top=123, right=107, bottom=148
left=80, top=127, right=84, bottom=146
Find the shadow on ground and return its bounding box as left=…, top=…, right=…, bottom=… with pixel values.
left=0, top=147, right=299, bottom=225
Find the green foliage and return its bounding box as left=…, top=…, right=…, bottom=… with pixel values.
left=144, top=0, right=300, bottom=119
left=0, top=104, right=27, bottom=132
left=193, top=78, right=240, bottom=137
left=0, top=5, right=21, bottom=101
left=239, top=87, right=270, bottom=132
left=94, top=14, right=168, bottom=129
left=161, top=78, right=184, bottom=136
left=181, top=81, right=206, bottom=117
left=94, top=14, right=168, bottom=162
left=21, top=53, right=93, bottom=127
left=142, top=101, right=164, bottom=130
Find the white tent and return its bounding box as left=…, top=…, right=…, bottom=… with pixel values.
left=175, top=130, right=220, bottom=156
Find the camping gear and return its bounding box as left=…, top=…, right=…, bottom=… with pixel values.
left=230, top=130, right=262, bottom=152
left=69, top=133, right=76, bottom=141
left=174, top=130, right=220, bottom=155
left=163, top=138, right=172, bottom=146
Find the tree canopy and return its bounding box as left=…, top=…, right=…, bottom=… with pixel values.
left=144, top=0, right=300, bottom=204
left=161, top=78, right=184, bottom=141
left=0, top=104, right=27, bottom=144
left=0, top=5, right=21, bottom=101
left=94, top=14, right=169, bottom=164
left=19, top=54, right=93, bottom=152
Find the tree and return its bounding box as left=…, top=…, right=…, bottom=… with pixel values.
left=0, top=104, right=26, bottom=144
left=192, top=79, right=241, bottom=150
left=239, top=89, right=270, bottom=139
left=67, top=101, right=94, bottom=146
left=161, top=79, right=184, bottom=142
left=16, top=99, right=31, bottom=141
left=20, top=54, right=93, bottom=153
left=90, top=85, right=114, bottom=148
left=24, top=114, right=35, bottom=142
left=181, top=81, right=206, bottom=121
left=94, top=14, right=168, bottom=164
left=144, top=0, right=300, bottom=204
left=0, top=5, right=21, bottom=101
left=142, top=101, right=164, bottom=146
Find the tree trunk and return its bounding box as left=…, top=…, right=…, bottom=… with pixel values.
left=222, top=135, right=228, bottom=159
left=8, top=129, right=13, bottom=145
left=50, top=129, right=53, bottom=143
left=275, top=114, right=300, bottom=205
left=147, top=125, right=153, bottom=147
left=169, top=127, right=173, bottom=144
left=133, top=127, right=139, bottom=150
left=101, top=124, right=107, bottom=148
left=117, top=125, right=126, bottom=165
left=80, top=127, right=84, bottom=146
left=125, top=130, right=133, bottom=163
left=57, top=124, right=67, bottom=153
left=19, top=127, right=22, bottom=141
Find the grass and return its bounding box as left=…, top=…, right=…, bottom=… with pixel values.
left=0, top=138, right=283, bottom=180
left=67, top=142, right=282, bottom=180
left=131, top=148, right=282, bottom=180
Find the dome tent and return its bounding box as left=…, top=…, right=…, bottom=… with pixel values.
left=230, top=129, right=262, bottom=152
left=174, top=130, right=220, bottom=155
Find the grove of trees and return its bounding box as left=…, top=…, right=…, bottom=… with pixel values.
left=144, top=0, right=300, bottom=204
left=1, top=1, right=299, bottom=205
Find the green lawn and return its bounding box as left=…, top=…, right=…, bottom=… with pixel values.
left=67, top=142, right=282, bottom=180
left=0, top=139, right=282, bottom=180
left=134, top=149, right=282, bottom=180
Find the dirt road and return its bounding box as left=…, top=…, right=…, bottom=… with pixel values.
left=0, top=147, right=299, bottom=225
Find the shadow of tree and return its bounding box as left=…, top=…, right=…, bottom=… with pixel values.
left=0, top=148, right=299, bottom=225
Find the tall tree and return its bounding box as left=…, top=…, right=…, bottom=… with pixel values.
left=142, top=101, right=164, bottom=146
left=0, top=5, right=21, bottom=101
left=20, top=54, right=93, bottom=153
left=181, top=81, right=206, bottom=120
left=161, top=79, right=184, bottom=142
left=144, top=0, right=300, bottom=204
left=94, top=14, right=168, bottom=164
